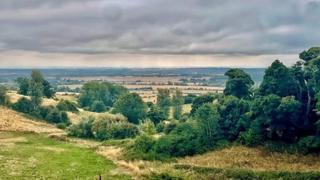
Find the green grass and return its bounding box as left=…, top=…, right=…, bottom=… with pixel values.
left=0, top=132, right=130, bottom=179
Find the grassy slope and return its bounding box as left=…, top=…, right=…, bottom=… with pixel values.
left=0, top=132, right=130, bottom=179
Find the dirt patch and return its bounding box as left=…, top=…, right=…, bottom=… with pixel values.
left=0, top=107, right=63, bottom=134
left=38, top=146, right=65, bottom=153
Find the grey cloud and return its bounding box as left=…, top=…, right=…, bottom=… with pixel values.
left=0, top=0, right=319, bottom=56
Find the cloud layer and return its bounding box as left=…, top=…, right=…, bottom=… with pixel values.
left=0, top=0, right=319, bottom=67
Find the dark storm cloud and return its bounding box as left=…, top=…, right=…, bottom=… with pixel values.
left=0, top=0, right=319, bottom=55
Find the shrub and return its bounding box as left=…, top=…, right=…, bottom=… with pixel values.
left=156, top=122, right=165, bottom=133
left=139, top=119, right=156, bottom=135
left=68, top=116, right=95, bottom=138
left=57, top=100, right=78, bottom=112
left=45, top=107, right=70, bottom=124
left=90, top=100, right=107, bottom=112
left=96, top=113, right=127, bottom=122
left=12, top=97, right=33, bottom=113
left=298, top=136, right=320, bottom=153
left=56, top=123, right=68, bottom=129
left=125, top=134, right=158, bottom=160
left=155, top=123, right=202, bottom=157
left=163, top=121, right=178, bottom=134
left=92, top=120, right=139, bottom=141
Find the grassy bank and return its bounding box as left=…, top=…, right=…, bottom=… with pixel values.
left=0, top=131, right=130, bottom=179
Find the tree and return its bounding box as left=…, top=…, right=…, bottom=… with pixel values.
left=147, top=104, right=166, bottom=124
left=31, top=70, right=44, bottom=84
left=113, top=93, right=147, bottom=124
left=259, top=60, right=299, bottom=98
left=190, top=94, right=215, bottom=115
left=90, top=100, right=107, bottom=112
left=156, top=89, right=171, bottom=119
left=250, top=94, right=302, bottom=142
left=0, top=85, right=9, bottom=106
left=79, top=81, right=128, bottom=110
left=16, top=70, right=55, bottom=98
left=299, top=47, right=320, bottom=62
left=217, top=96, right=251, bottom=141
left=43, top=80, right=55, bottom=98
left=16, top=77, right=30, bottom=95
left=172, top=90, right=184, bottom=120
left=224, top=69, right=254, bottom=99
left=195, top=103, right=221, bottom=147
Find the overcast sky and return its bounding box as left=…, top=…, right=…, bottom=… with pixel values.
left=0, top=0, right=319, bottom=68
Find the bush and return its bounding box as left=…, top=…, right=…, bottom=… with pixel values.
left=12, top=97, right=33, bottom=113
left=96, top=113, right=127, bottom=122
left=92, top=120, right=139, bottom=141
left=57, top=100, right=78, bottom=112
left=298, top=136, right=320, bottom=154
left=139, top=119, right=156, bottom=135
left=68, top=116, right=95, bottom=138
left=45, top=107, right=70, bottom=124
left=90, top=100, right=107, bottom=112
left=125, top=134, right=158, bottom=160
left=156, top=122, right=165, bottom=133
left=163, top=121, right=178, bottom=134
left=56, top=123, right=68, bottom=129
left=155, top=123, right=202, bottom=157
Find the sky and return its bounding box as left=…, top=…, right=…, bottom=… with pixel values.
left=0, top=0, right=319, bottom=68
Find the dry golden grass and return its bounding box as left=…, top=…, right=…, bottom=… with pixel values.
left=179, top=145, right=320, bottom=172
left=0, top=107, right=62, bottom=134
left=8, top=91, right=58, bottom=106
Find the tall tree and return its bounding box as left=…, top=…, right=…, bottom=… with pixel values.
left=113, top=93, right=147, bottom=124
left=259, top=60, right=299, bottom=97
left=172, top=90, right=184, bottom=120
left=157, top=89, right=171, bottom=119
left=224, top=68, right=254, bottom=99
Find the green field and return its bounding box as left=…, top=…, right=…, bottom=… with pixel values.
left=0, top=132, right=130, bottom=179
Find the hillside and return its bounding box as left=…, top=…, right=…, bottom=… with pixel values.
left=0, top=107, right=62, bottom=133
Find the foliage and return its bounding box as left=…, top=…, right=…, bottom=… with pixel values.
left=299, top=47, right=320, bottom=62
left=68, top=116, right=95, bottom=138
left=172, top=90, right=184, bottom=120
left=44, top=106, right=70, bottom=124
left=298, top=136, right=320, bottom=154
left=147, top=104, right=166, bottom=124
left=190, top=94, right=215, bottom=115
left=195, top=103, right=221, bottom=148
left=125, top=134, right=158, bottom=160
left=184, top=94, right=197, bottom=104
left=139, top=119, right=156, bottom=135
left=155, top=123, right=202, bottom=157
left=259, top=60, right=299, bottom=97
left=57, top=100, right=79, bottom=112
left=90, top=100, right=107, bottom=112
left=92, top=119, right=139, bottom=141
left=113, top=93, right=147, bottom=124
left=78, top=81, right=128, bottom=110
left=157, top=89, right=171, bottom=119
left=16, top=70, right=55, bottom=98
left=224, top=69, right=254, bottom=99
left=12, top=97, right=33, bottom=113
left=0, top=85, right=10, bottom=106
